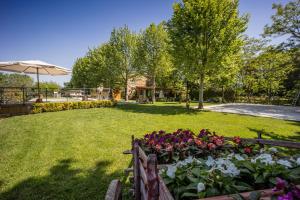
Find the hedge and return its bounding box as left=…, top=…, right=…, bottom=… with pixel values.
left=32, top=100, right=115, bottom=114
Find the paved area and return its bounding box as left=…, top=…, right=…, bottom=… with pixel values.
left=203, top=103, right=300, bottom=121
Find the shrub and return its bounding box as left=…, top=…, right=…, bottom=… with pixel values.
left=32, top=100, right=115, bottom=114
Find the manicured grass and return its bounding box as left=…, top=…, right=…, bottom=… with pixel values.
left=0, top=102, right=299, bottom=199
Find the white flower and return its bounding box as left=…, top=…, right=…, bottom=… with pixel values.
left=234, top=154, right=245, bottom=161
left=205, top=156, right=215, bottom=167
left=277, top=159, right=292, bottom=168
left=184, top=156, right=193, bottom=164
left=193, top=158, right=202, bottom=165
left=176, top=160, right=187, bottom=167
left=166, top=165, right=177, bottom=179
left=251, top=153, right=274, bottom=165
left=269, top=147, right=278, bottom=153
left=227, top=153, right=235, bottom=159
left=211, top=158, right=240, bottom=177
left=296, top=157, right=300, bottom=166
left=197, top=182, right=205, bottom=192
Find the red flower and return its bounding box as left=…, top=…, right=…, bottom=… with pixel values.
left=194, top=139, right=203, bottom=146
left=244, top=146, right=252, bottom=154
left=166, top=144, right=173, bottom=152
left=207, top=143, right=216, bottom=150
left=214, top=138, right=224, bottom=146
left=155, top=144, right=162, bottom=151
left=187, top=138, right=193, bottom=144
left=149, top=140, right=155, bottom=146
left=233, top=136, right=241, bottom=144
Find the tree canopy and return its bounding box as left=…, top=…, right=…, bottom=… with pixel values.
left=168, top=0, right=248, bottom=108
left=264, top=0, right=300, bottom=47
left=136, top=23, right=172, bottom=102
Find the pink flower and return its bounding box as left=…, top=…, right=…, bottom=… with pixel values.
left=166, top=144, right=173, bottom=152
left=244, top=147, right=252, bottom=154
left=155, top=144, right=162, bottom=152
left=273, top=178, right=287, bottom=191
left=278, top=192, right=293, bottom=200
left=207, top=143, right=216, bottom=150
left=187, top=138, right=193, bottom=144
left=214, top=138, right=224, bottom=146
left=233, top=136, right=241, bottom=144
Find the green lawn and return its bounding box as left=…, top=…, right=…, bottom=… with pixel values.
left=0, top=102, right=299, bottom=200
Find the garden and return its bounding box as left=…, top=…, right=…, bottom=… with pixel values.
left=134, top=129, right=300, bottom=199
left=1, top=103, right=299, bottom=200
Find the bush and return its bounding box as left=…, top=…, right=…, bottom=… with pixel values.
left=32, top=100, right=115, bottom=114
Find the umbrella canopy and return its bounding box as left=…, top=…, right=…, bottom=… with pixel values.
left=0, top=60, right=70, bottom=101
left=0, top=60, right=70, bottom=75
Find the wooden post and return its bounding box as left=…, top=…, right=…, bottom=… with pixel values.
left=134, top=142, right=141, bottom=200
left=257, top=131, right=264, bottom=148
left=147, top=154, right=159, bottom=200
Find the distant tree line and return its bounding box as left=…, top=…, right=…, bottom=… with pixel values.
left=0, top=73, right=61, bottom=90
left=71, top=0, right=300, bottom=106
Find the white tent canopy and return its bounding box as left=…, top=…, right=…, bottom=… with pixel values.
left=0, top=60, right=70, bottom=75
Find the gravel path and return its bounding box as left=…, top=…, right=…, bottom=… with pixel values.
left=203, top=103, right=300, bottom=121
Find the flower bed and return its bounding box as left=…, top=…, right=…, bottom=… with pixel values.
left=135, top=129, right=300, bottom=200
left=32, top=100, right=115, bottom=113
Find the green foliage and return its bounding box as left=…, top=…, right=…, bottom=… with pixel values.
left=168, top=0, right=248, bottom=108
left=136, top=23, right=173, bottom=102
left=32, top=100, right=115, bottom=113
left=37, top=81, right=61, bottom=90
left=109, top=25, right=139, bottom=101
left=264, top=0, right=300, bottom=46
left=71, top=56, right=96, bottom=88
left=255, top=47, right=294, bottom=101
left=0, top=73, right=34, bottom=87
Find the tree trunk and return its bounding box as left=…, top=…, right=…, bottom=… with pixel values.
left=268, top=83, right=272, bottom=104
left=221, top=85, right=225, bottom=103
left=186, top=81, right=190, bottom=109
left=111, top=88, right=115, bottom=101
left=125, top=76, right=129, bottom=102
left=152, top=75, right=156, bottom=103
left=198, top=74, right=204, bottom=109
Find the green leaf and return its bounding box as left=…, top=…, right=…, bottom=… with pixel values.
left=243, top=162, right=255, bottom=172
left=230, top=194, right=245, bottom=200
left=181, top=192, right=199, bottom=198
left=187, top=175, right=199, bottom=183
left=233, top=184, right=253, bottom=192
left=191, top=167, right=201, bottom=176
left=254, top=175, right=264, bottom=184
left=206, top=187, right=220, bottom=196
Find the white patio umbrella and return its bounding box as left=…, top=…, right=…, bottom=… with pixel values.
left=0, top=60, right=70, bottom=99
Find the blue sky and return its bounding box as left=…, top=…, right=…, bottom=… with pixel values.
left=0, top=0, right=289, bottom=85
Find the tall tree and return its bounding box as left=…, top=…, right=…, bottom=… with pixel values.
left=238, top=36, right=267, bottom=101
left=109, top=25, right=139, bottom=101
left=256, top=47, right=294, bottom=103
left=136, top=23, right=172, bottom=103
left=264, top=0, right=300, bottom=46
left=169, top=0, right=248, bottom=109
left=71, top=57, right=94, bottom=88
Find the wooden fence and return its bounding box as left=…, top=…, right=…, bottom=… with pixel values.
left=105, top=134, right=300, bottom=200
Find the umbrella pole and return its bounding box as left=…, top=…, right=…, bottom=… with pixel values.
left=37, top=68, right=40, bottom=99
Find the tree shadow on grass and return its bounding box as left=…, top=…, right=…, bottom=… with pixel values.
left=248, top=127, right=300, bottom=154
left=0, top=159, right=124, bottom=200
left=115, top=103, right=204, bottom=115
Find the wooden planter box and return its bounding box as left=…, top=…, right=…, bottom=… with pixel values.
left=105, top=135, right=300, bottom=200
